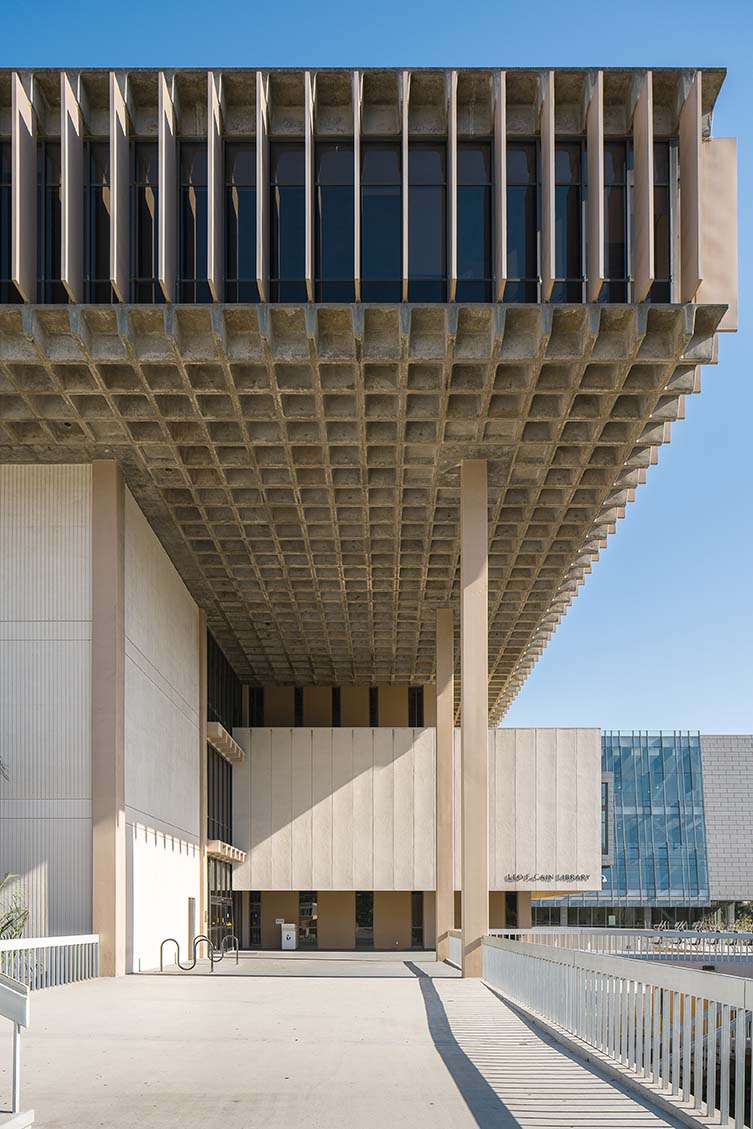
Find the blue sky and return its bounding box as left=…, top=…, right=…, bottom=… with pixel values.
left=1, top=0, right=750, bottom=731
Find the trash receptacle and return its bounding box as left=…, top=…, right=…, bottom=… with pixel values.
left=281, top=923, right=297, bottom=950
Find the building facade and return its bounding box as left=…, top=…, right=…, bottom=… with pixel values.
left=533, top=732, right=753, bottom=928
left=0, top=66, right=738, bottom=974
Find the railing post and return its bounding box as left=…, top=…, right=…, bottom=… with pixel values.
left=11, top=1023, right=20, bottom=1114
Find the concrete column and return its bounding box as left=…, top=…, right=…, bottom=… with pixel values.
left=91, top=461, right=126, bottom=977
left=198, top=610, right=208, bottom=950
left=435, top=607, right=454, bottom=961
left=560, top=905, right=568, bottom=927
left=517, top=892, right=532, bottom=929
left=460, top=459, right=488, bottom=977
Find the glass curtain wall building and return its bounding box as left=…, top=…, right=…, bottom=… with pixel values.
left=535, top=732, right=711, bottom=927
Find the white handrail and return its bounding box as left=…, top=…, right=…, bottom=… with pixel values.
left=493, top=928, right=753, bottom=962
left=483, top=935, right=753, bottom=1127
left=0, top=972, right=30, bottom=1114
left=0, top=934, right=99, bottom=990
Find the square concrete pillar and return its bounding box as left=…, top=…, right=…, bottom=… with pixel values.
left=435, top=607, right=454, bottom=961
left=91, top=461, right=126, bottom=977
left=460, top=459, right=489, bottom=976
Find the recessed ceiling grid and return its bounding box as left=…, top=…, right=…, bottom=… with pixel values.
left=0, top=301, right=722, bottom=719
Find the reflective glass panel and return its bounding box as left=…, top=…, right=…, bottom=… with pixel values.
left=270, top=143, right=306, bottom=301
left=457, top=141, right=491, bottom=302
left=225, top=141, right=258, bottom=303
left=316, top=141, right=354, bottom=302
left=361, top=142, right=401, bottom=302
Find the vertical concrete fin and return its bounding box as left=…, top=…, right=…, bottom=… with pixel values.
left=494, top=71, right=507, bottom=301
left=401, top=70, right=410, bottom=302
left=207, top=71, right=224, bottom=302
left=11, top=72, right=36, bottom=303
left=61, top=72, right=84, bottom=303
left=256, top=71, right=270, bottom=302
left=448, top=71, right=458, bottom=303
left=110, top=72, right=130, bottom=303
left=353, top=71, right=362, bottom=301
left=586, top=70, right=604, bottom=302
left=680, top=70, right=703, bottom=301
left=539, top=70, right=556, bottom=302
left=158, top=72, right=177, bottom=303
left=697, top=137, right=738, bottom=330
left=632, top=71, right=654, bottom=303
left=304, top=71, right=315, bottom=302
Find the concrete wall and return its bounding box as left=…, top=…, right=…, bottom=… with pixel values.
left=701, top=735, right=753, bottom=902
left=123, top=490, right=201, bottom=971
left=233, top=726, right=601, bottom=895
left=0, top=465, right=93, bottom=936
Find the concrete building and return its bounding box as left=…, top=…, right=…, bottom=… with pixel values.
left=0, top=67, right=738, bottom=975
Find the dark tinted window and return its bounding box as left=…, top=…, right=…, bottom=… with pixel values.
left=179, top=143, right=210, bottom=303
left=457, top=141, right=492, bottom=302
left=207, top=630, right=243, bottom=731
left=649, top=140, right=671, bottom=302
left=316, top=141, right=354, bottom=302
left=37, top=142, right=66, bottom=303
left=505, top=141, right=537, bottom=302
left=602, top=140, right=629, bottom=303
left=408, top=143, right=446, bottom=302
left=551, top=141, right=582, bottom=303
left=0, top=142, right=21, bottom=303
left=207, top=744, right=232, bottom=844
left=408, top=686, right=424, bottom=727
left=131, top=142, right=162, bottom=303
left=361, top=142, right=401, bottom=302
left=225, top=140, right=258, bottom=303
left=270, top=143, right=306, bottom=301
left=369, top=686, right=379, bottom=726
left=84, top=142, right=113, bottom=303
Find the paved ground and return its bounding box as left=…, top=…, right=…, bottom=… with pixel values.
left=16, top=953, right=686, bottom=1129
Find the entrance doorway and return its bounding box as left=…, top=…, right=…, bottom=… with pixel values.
left=298, top=891, right=318, bottom=948
left=355, top=891, right=374, bottom=947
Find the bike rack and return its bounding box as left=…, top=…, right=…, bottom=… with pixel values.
left=160, top=934, right=214, bottom=972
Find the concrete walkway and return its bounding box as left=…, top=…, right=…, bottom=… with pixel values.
left=17, top=953, right=685, bottom=1128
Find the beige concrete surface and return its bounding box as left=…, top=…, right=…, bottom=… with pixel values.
left=374, top=891, right=412, bottom=949
left=317, top=891, right=355, bottom=949
left=21, top=955, right=686, bottom=1129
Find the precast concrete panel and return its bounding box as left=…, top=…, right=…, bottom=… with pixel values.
left=158, top=73, right=177, bottom=302
left=586, top=71, right=604, bottom=301
left=393, top=727, right=415, bottom=890
left=109, top=72, right=129, bottom=303
left=539, top=71, right=555, bottom=302
left=304, top=71, right=315, bottom=302
left=207, top=72, right=224, bottom=301
left=632, top=71, right=654, bottom=302
left=353, top=71, right=362, bottom=300
left=373, top=727, right=395, bottom=889
left=11, top=73, right=36, bottom=303
left=0, top=464, right=92, bottom=936
left=697, top=138, right=738, bottom=331
left=401, top=70, right=409, bottom=301
left=290, top=727, right=313, bottom=890
left=61, top=73, right=84, bottom=303
left=256, top=72, right=269, bottom=301
left=448, top=70, right=458, bottom=302
left=311, top=728, right=333, bottom=889
left=123, top=488, right=201, bottom=972
left=235, top=727, right=600, bottom=894
left=680, top=70, right=703, bottom=302
left=493, top=71, right=507, bottom=300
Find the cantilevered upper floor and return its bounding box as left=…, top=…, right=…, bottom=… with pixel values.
left=0, top=67, right=737, bottom=321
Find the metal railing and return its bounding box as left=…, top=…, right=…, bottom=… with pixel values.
left=484, top=935, right=753, bottom=1127
left=0, top=934, right=99, bottom=990
left=494, top=927, right=753, bottom=963
left=0, top=971, right=30, bottom=1114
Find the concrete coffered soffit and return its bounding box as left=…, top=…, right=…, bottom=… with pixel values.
left=0, top=301, right=725, bottom=720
